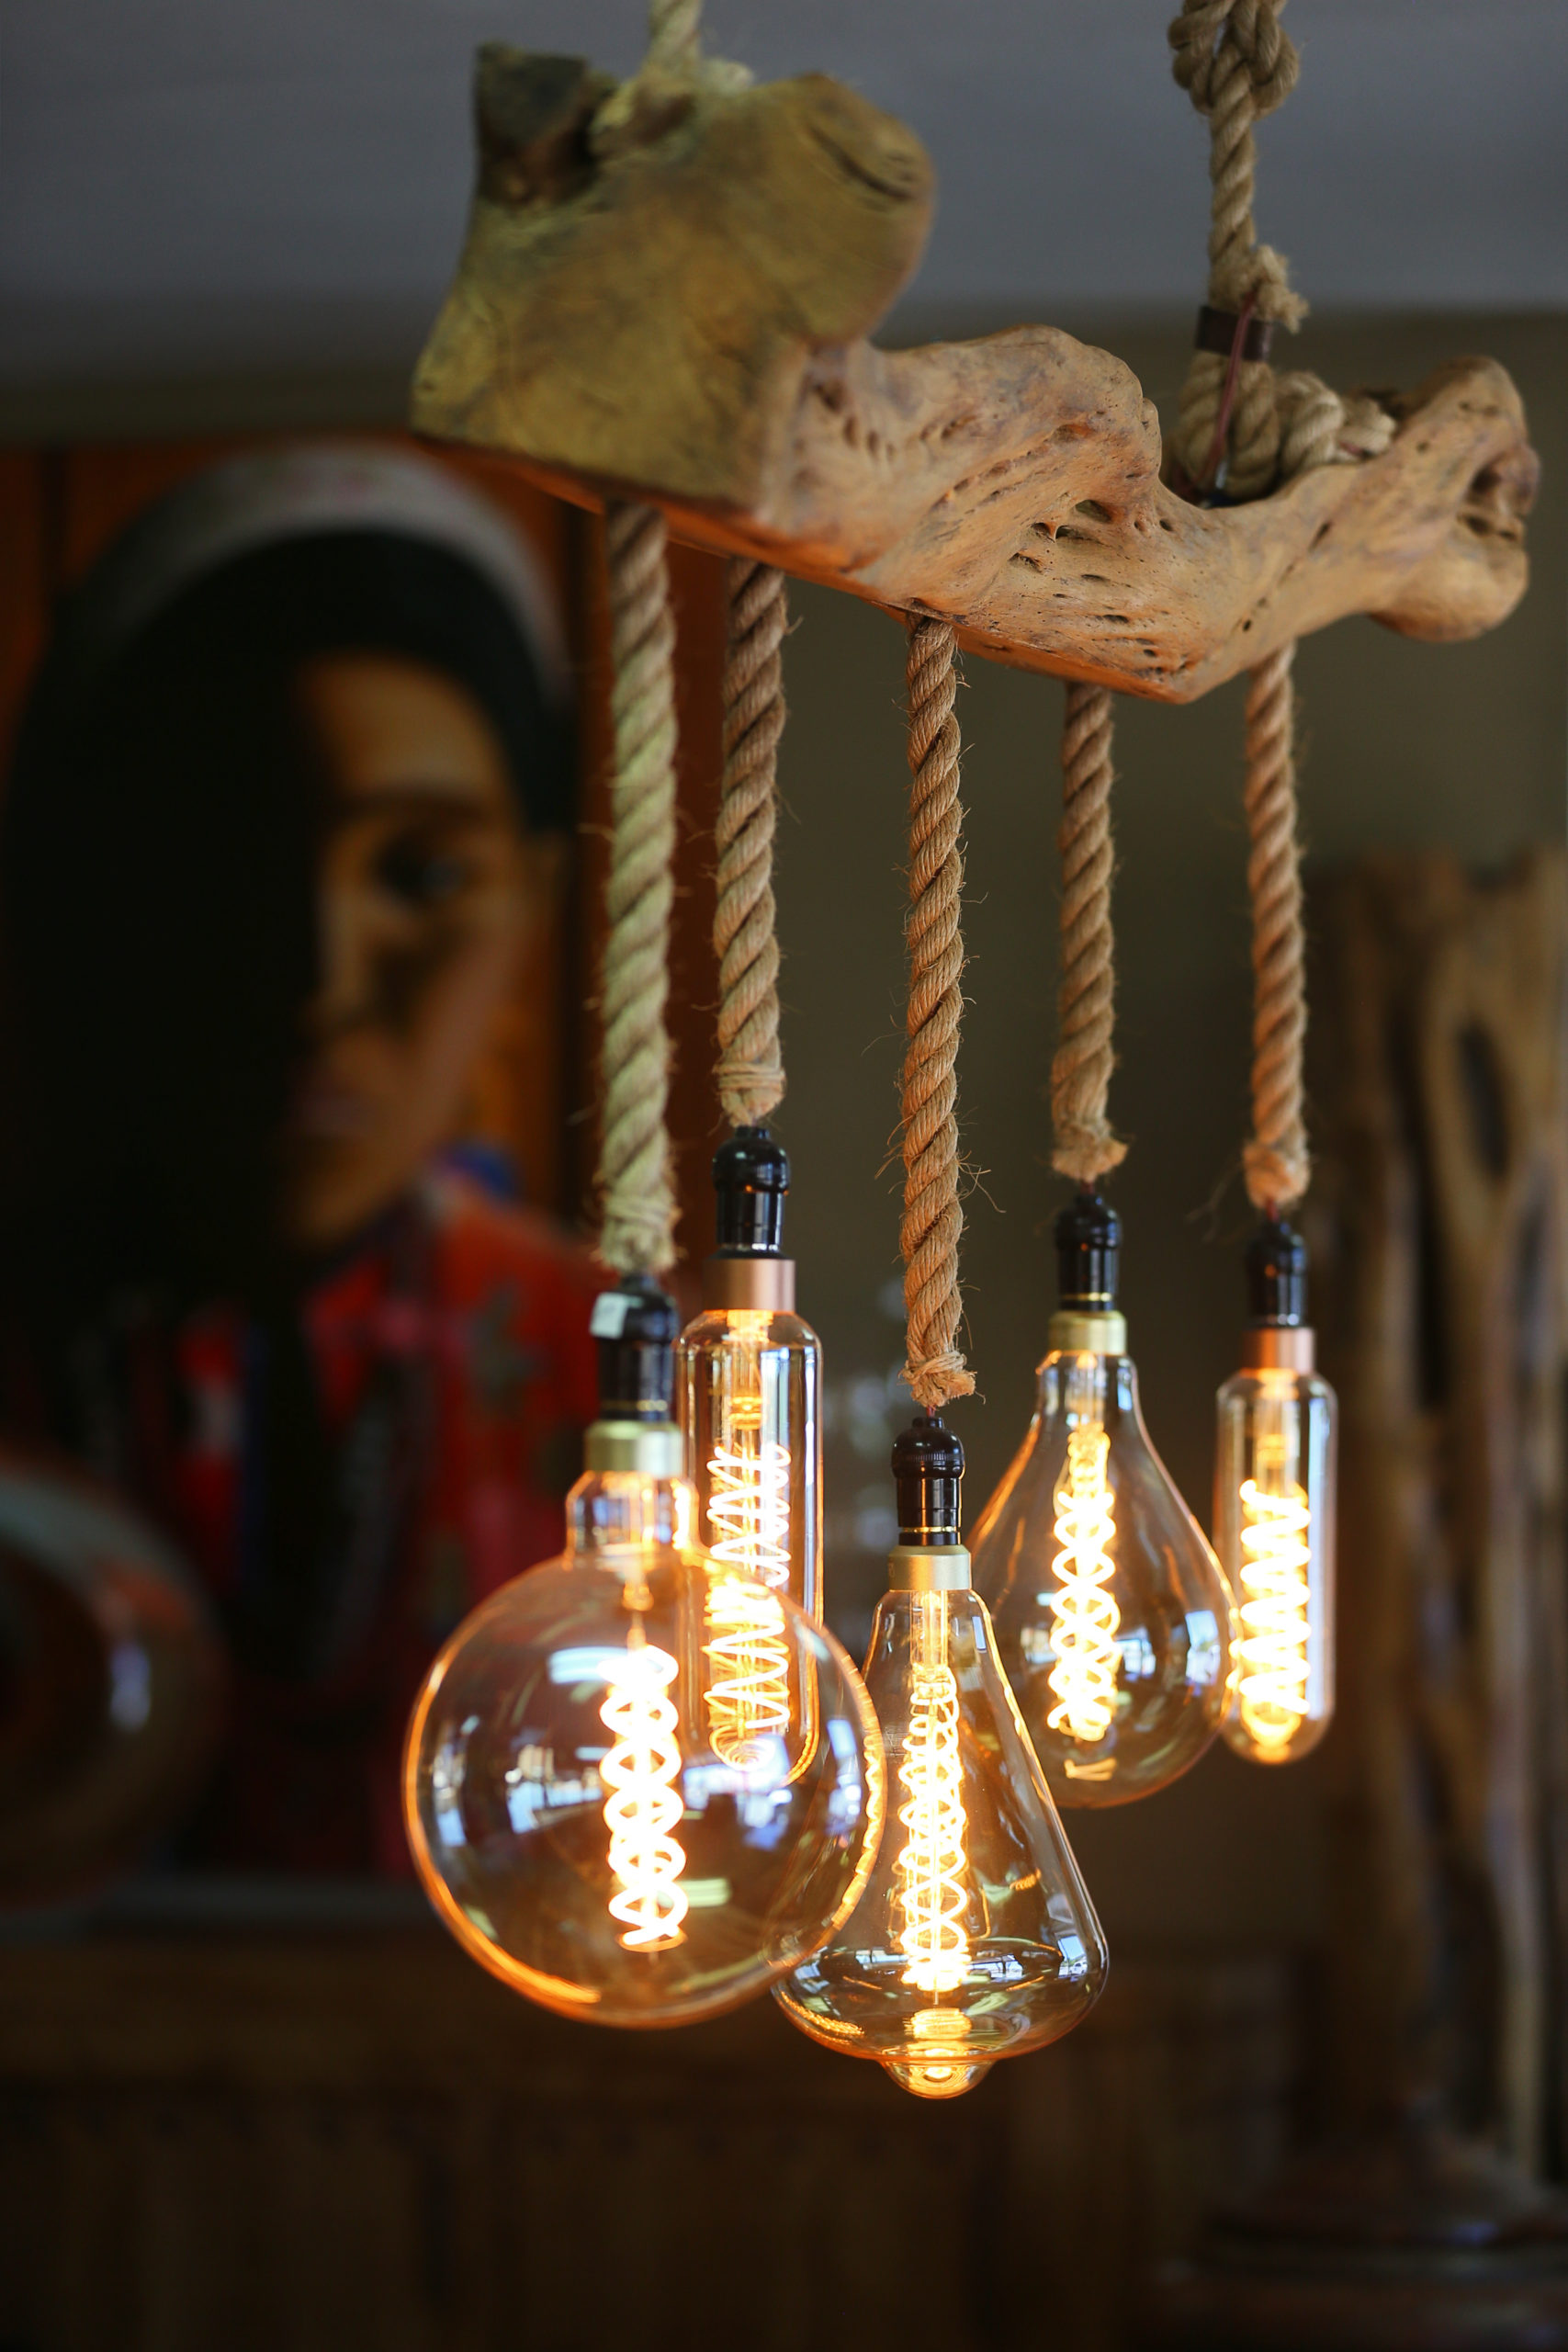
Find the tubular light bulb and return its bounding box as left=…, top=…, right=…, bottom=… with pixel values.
left=971, top=1191, right=1230, bottom=1807
left=1214, top=1216, right=1337, bottom=1766
left=403, top=1278, right=884, bottom=2029
left=679, top=1129, right=822, bottom=1778
left=778, top=1417, right=1107, bottom=2099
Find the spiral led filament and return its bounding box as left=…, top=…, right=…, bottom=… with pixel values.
left=897, top=1599, right=971, bottom=1997
left=704, top=1367, right=795, bottom=1770
left=600, top=1638, right=688, bottom=1951
left=1048, top=1420, right=1120, bottom=1745
left=1235, top=1462, right=1312, bottom=1753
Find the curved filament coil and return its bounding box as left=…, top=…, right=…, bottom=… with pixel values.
left=705, top=1574, right=792, bottom=1772
left=705, top=1435, right=793, bottom=1771
left=1048, top=1423, right=1121, bottom=1743
left=1235, top=1477, right=1311, bottom=1749
left=897, top=1659, right=970, bottom=1995
left=600, top=1644, right=688, bottom=1951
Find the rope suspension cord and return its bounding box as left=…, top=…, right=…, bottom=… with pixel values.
left=901, top=618, right=976, bottom=1411
left=597, top=500, right=680, bottom=1275
left=715, top=561, right=788, bottom=1127
left=1051, top=684, right=1126, bottom=1187
left=1168, top=0, right=1392, bottom=1216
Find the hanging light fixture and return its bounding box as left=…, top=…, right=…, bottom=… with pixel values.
left=971, top=1192, right=1231, bottom=1804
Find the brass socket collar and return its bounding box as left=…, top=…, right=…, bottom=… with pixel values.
left=1048, top=1310, right=1127, bottom=1356
left=584, top=1419, right=685, bottom=1476
left=889, top=1544, right=973, bottom=1593
left=702, top=1257, right=796, bottom=1313
left=1241, top=1325, right=1316, bottom=1372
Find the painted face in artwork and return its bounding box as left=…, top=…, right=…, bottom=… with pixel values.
left=278, top=652, right=544, bottom=1251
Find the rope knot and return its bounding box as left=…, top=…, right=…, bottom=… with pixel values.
left=1169, top=0, right=1299, bottom=119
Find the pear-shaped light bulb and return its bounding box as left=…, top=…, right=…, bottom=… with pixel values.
left=404, top=1278, right=884, bottom=2028
left=777, top=1417, right=1107, bottom=2099
left=971, top=1191, right=1230, bottom=1806
left=1214, top=1216, right=1337, bottom=1765
left=678, top=1130, right=822, bottom=1777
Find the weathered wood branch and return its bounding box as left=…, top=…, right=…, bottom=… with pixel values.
left=412, top=49, right=1538, bottom=706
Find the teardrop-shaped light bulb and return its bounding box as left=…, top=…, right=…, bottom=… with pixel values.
left=971, top=1191, right=1230, bottom=1806
left=404, top=1278, right=884, bottom=2028
left=677, top=1130, right=822, bottom=1777
left=777, top=1417, right=1107, bottom=2099
left=1215, top=1216, right=1337, bottom=1765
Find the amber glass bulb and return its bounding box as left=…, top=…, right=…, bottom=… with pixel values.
left=404, top=1277, right=884, bottom=2030
left=970, top=1193, right=1230, bottom=1806
left=777, top=1419, right=1106, bottom=2099
left=1214, top=1217, right=1337, bottom=1765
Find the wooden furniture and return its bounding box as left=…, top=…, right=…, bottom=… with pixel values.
left=0, top=1924, right=1290, bottom=2352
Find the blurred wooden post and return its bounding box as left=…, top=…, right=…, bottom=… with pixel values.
left=1153, top=848, right=1568, bottom=2349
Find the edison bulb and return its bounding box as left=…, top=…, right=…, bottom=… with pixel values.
left=679, top=1129, right=821, bottom=1777
left=1215, top=1216, right=1337, bottom=1765
left=971, top=1192, right=1229, bottom=1807
left=404, top=1279, right=884, bottom=2028
left=777, top=1418, right=1106, bottom=2099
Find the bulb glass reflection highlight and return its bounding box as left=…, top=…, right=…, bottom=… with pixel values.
left=973, top=1348, right=1230, bottom=1806
left=778, top=1550, right=1105, bottom=2096
left=404, top=1453, right=883, bottom=2027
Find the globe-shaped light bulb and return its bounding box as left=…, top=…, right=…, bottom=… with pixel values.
left=777, top=1418, right=1107, bottom=2099
left=404, top=1280, right=884, bottom=2028
left=971, top=1193, right=1230, bottom=1806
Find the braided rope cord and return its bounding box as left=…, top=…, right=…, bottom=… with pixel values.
left=901, top=618, right=975, bottom=1410
left=598, top=501, right=680, bottom=1275
left=1168, top=3, right=1395, bottom=1215
left=715, top=560, right=787, bottom=1127
left=1051, top=684, right=1127, bottom=1186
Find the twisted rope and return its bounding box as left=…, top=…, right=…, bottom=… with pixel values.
left=1169, top=0, right=1303, bottom=499
left=646, top=0, right=703, bottom=76
left=1241, top=643, right=1307, bottom=1212
left=715, top=560, right=787, bottom=1126
left=598, top=502, right=679, bottom=1275
left=1052, top=684, right=1127, bottom=1186
left=901, top=618, right=974, bottom=1411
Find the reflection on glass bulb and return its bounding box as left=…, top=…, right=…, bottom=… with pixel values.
left=406, top=1275, right=883, bottom=2029
left=971, top=1193, right=1229, bottom=1807
left=1215, top=1365, right=1336, bottom=1766
left=778, top=1419, right=1106, bottom=2099
left=974, top=1345, right=1229, bottom=1805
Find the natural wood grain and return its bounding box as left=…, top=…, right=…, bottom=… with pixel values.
left=412, top=51, right=1539, bottom=706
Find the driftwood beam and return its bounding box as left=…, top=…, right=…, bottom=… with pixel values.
left=412, top=49, right=1538, bottom=706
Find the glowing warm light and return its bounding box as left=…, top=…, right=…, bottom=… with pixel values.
left=600, top=1640, right=688, bottom=1951
left=896, top=1596, right=971, bottom=1998
left=1235, top=1472, right=1312, bottom=1752
left=703, top=1322, right=795, bottom=1770
left=1047, top=1423, right=1120, bottom=1743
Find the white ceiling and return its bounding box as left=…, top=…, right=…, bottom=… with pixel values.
left=4, top=0, right=1566, bottom=390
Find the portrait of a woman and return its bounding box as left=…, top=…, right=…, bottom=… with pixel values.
left=0, top=445, right=598, bottom=1877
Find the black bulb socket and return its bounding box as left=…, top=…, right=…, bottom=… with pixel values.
left=592, top=1274, right=679, bottom=1420
left=1055, top=1187, right=1121, bottom=1313
left=712, top=1125, right=789, bottom=1258
left=1246, top=1215, right=1309, bottom=1328
left=891, top=1414, right=964, bottom=1547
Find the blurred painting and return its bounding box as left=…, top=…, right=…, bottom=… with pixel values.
left=0, top=438, right=599, bottom=1881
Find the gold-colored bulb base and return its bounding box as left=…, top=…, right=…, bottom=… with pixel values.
left=583, top=1419, right=684, bottom=1476
left=1048, top=1310, right=1127, bottom=1355
left=702, top=1257, right=796, bottom=1312
left=1240, top=1325, right=1315, bottom=1372
left=888, top=1544, right=973, bottom=1592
